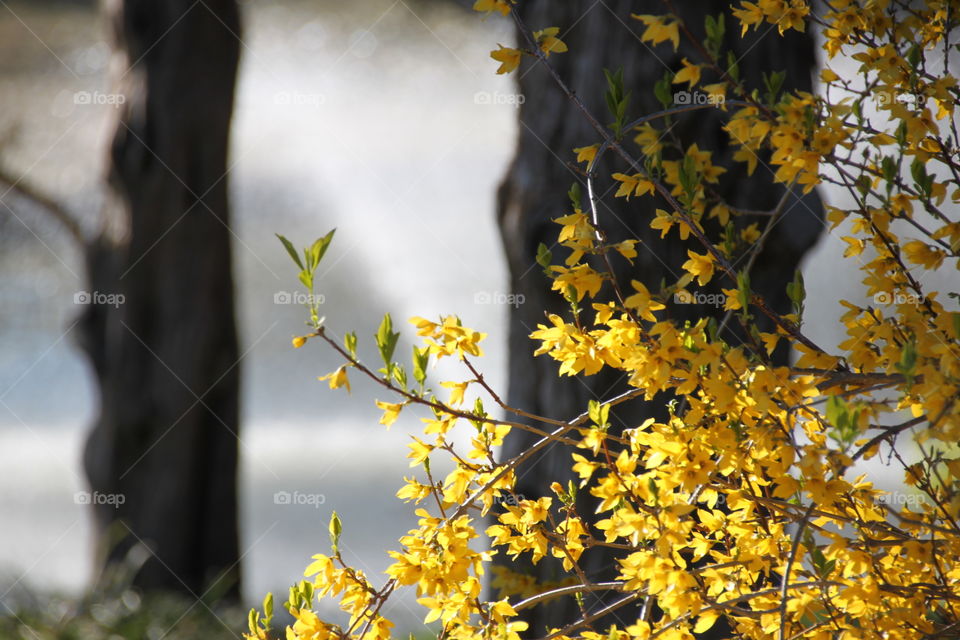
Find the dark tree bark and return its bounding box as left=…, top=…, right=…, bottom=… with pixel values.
left=495, top=1, right=824, bottom=635
left=79, top=0, right=243, bottom=601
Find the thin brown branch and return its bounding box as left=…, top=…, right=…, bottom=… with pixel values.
left=0, top=165, right=85, bottom=245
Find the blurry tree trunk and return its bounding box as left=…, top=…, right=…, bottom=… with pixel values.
left=495, top=1, right=824, bottom=635
left=79, top=0, right=242, bottom=601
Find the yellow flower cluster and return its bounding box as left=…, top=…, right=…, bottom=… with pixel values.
left=251, top=2, right=960, bottom=640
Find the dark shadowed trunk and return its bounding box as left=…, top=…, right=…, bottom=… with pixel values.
left=495, top=1, right=823, bottom=635
left=79, top=0, right=243, bottom=601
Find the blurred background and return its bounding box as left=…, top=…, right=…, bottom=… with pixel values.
left=0, top=0, right=517, bottom=630
left=0, top=0, right=955, bottom=636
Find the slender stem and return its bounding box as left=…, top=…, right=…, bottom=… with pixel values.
left=0, top=166, right=85, bottom=245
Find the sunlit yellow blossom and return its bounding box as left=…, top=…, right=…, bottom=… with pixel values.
left=490, top=45, right=521, bottom=74
left=682, top=250, right=715, bottom=286
left=317, top=365, right=350, bottom=392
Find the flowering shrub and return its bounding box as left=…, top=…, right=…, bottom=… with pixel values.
left=248, top=2, right=960, bottom=639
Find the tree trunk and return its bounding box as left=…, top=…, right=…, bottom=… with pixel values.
left=495, top=1, right=823, bottom=634
left=79, top=0, right=242, bottom=601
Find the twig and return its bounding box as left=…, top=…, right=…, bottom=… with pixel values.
left=0, top=165, right=85, bottom=245
left=512, top=581, right=623, bottom=612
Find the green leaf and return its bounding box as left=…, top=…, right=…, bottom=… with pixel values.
left=706, top=316, right=719, bottom=342
left=726, top=51, right=740, bottom=82
left=262, top=592, right=274, bottom=627
left=880, top=155, right=897, bottom=187
left=907, top=44, right=921, bottom=69
left=604, top=67, right=629, bottom=135
left=413, top=345, right=430, bottom=387
left=536, top=243, right=553, bottom=271
left=588, top=400, right=610, bottom=428
left=298, top=271, right=313, bottom=291
left=762, top=70, right=786, bottom=106
left=825, top=395, right=847, bottom=431
left=617, top=93, right=631, bottom=121
left=704, top=13, right=725, bottom=57
left=303, top=247, right=314, bottom=272
left=811, top=545, right=835, bottom=578
left=392, top=364, right=408, bottom=391
left=329, top=511, right=342, bottom=554
left=276, top=234, right=304, bottom=270
left=786, top=269, right=805, bottom=317
left=588, top=399, right=601, bottom=425
left=648, top=477, right=660, bottom=501
left=825, top=395, right=861, bottom=445
left=895, top=120, right=907, bottom=146
left=376, top=313, right=401, bottom=370
left=896, top=339, right=917, bottom=380
left=344, top=332, right=358, bottom=360
left=568, top=183, right=582, bottom=210
left=910, top=158, right=925, bottom=187
left=910, top=159, right=934, bottom=197
left=679, top=151, right=699, bottom=198
left=654, top=71, right=673, bottom=109
left=310, top=229, right=337, bottom=271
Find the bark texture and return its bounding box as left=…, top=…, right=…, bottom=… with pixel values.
left=79, top=0, right=243, bottom=600
left=495, top=2, right=824, bottom=635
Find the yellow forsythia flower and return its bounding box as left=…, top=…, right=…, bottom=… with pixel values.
left=490, top=45, right=521, bottom=74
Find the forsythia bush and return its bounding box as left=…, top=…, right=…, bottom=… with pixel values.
left=250, top=2, right=960, bottom=639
